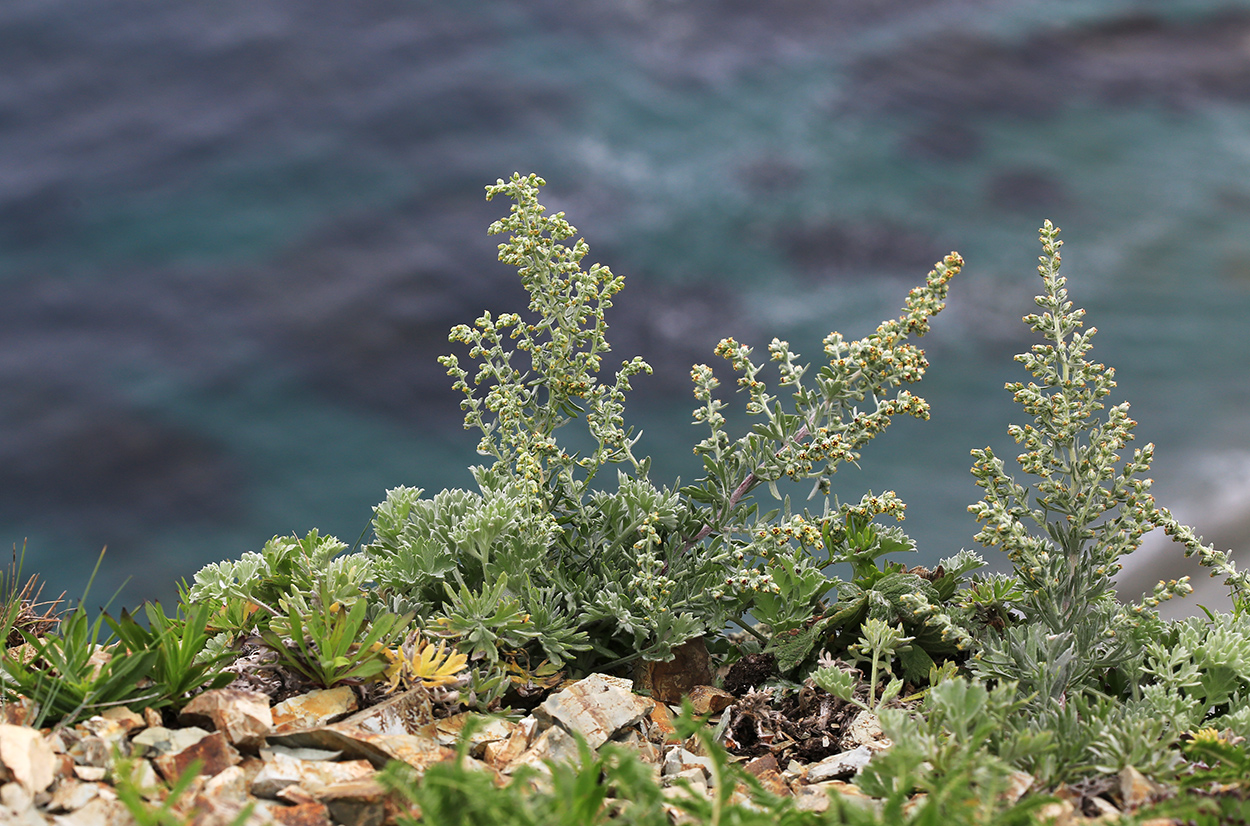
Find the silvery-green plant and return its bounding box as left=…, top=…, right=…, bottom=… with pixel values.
left=968, top=221, right=1250, bottom=700
left=365, top=173, right=969, bottom=686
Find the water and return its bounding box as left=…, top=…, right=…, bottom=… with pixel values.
left=2, top=0, right=1248, bottom=611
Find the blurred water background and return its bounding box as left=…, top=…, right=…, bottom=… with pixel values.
left=2, top=0, right=1249, bottom=616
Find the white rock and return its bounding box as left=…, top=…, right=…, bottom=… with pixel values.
left=0, top=724, right=56, bottom=794
left=534, top=674, right=654, bottom=749
left=805, top=745, right=873, bottom=782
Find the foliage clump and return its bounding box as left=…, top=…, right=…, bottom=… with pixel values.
left=6, top=177, right=1250, bottom=824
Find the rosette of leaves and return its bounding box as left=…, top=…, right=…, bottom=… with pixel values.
left=189, top=529, right=372, bottom=635
left=737, top=491, right=984, bottom=684
left=967, top=222, right=1250, bottom=703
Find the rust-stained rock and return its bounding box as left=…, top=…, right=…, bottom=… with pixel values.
left=251, top=752, right=375, bottom=799
left=614, top=730, right=662, bottom=769
left=266, top=799, right=332, bottom=826
left=633, top=637, right=713, bottom=704
left=433, top=713, right=515, bottom=754
left=271, top=687, right=359, bottom=733
left=645, top=703, right=678, bottom=744
left=361, top=734, right=460, bottom=776
left=269, top=727, right=454, bottom=774
left=743, top=753, right=778, bottom=777
left=481, top=726, right=528, bottom=768
left=1119, top=765, right=1162, bottom=809
left=180, top=689, right=273, bottom=749
left=662, top=747, right=715, bottom=784
left=100, top=706, right=146, bottom=734
left=153, top=731, right=241, bottom=781
left=534, top=674, right=654, bottom=749
left=0, top=724, right=56, bottom=794
left=687, top=685, right=735, bottom=715
left=142, top=708, right=163, bottom=729
left=1, top=696, right=33, bottom=727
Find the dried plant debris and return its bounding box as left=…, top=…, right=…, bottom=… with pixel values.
left=2, top=571, right=64, bottom=648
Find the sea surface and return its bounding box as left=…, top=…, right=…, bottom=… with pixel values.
left=2, top=0, right=1249, bottom=614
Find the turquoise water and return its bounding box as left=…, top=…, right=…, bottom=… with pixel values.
left=1, top=1, right=1248, bottom=608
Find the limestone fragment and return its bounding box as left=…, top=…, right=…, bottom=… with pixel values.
left=533, top=673, right=654, bottom=749
left=505, top=726, right=580, bottom=775
left=0, top=724, right=56, bottom=794
left=152, top=731, right=242, bottom=781
left=47, top=778, right=100, bottom=813
left=272, top=687, right=359, bottom=732
left=131, top=726, right=213, bottom=759
left=251, top=752, right=375, bottom=798
left=687, top=685, right=735, bottom=715
left=100, top=707, right=145, bottom=734
left=805, top=745, right=873, bottom=782
left=180, top=688, right=274, bottom=749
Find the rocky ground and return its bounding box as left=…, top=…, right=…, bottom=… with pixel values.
left=0, top=640, right=1184, bottom=826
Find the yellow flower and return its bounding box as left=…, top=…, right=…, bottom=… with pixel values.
left=381, top=635, right=469, bottom=693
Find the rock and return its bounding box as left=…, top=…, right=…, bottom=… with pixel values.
left=793, top=779, right=875, bottom=814
left=131, top=726, right=213, bottom=759
left=53, top=794, right=138, bottom=826
left=687, top=686, right=735, bottom=715
left=533, top=674, right=654, bottom=749
left=432, top=713, right=515, bottom=754
left=152, top=731, right=241, bottom=782
left=199, top=764, right=252, bottom=807
left=269, top=726, right=454, bottom=774
left=1033, top=798, right=1077, bottom=826
left=634, top=638, right=713, bottom=704
left=251, top=752, right=375, bottom=799
left=318, top=779, right=398, bottom=826
left=100, top=707, right=146, bottom=734
left=481, top=726, right=528, bottom=768
left=805, top=745, right=873, bottom=782
left=142, top=708, right=163, bottom=729
left=180, top=689, right=274, bottom=749
left=662, top=747, right=715, bottom=784
left=1002, top=770, right=1034, bottom=805
left=47, top=778, right=100, bottom=813
left=645, top=703, right=678, bottom=744
left=841, top=710, right=885, bottom=748
left=671, top=767, right=708, bottom=794
left=335, top=688, right=430, bottom=736
left=272, top=688, right=358, bottom=732
left=72, top=766, right=107, bottom=782
left=264, top=799, right=332, bottom=826
left=743, top=753, right=779, bottom=777
left=69, top=718, right=131, bottom=770
left=1119, top=765, right=1161, bottom=809
left=505, top=726, right=580, bottom=775
left=0, top=724, right=56, bottom=794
